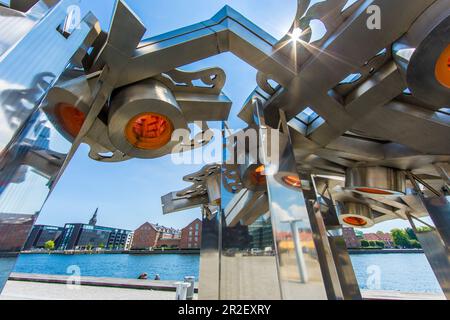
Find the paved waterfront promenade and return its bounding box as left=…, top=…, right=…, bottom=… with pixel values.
left=1, top=281, right=182, bottom=300
left=0, top=273, right=445, bottom=300
left=7, top=273, right=198, bottom=292
left=0, top=273, right=198, bottom=300
left=348, top=249, right=424, bottom=254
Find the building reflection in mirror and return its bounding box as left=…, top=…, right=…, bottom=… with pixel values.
left=0, top=105, right=71, bottom=292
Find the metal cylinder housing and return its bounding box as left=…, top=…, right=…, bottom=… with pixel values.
left=392, top=1, right=450, bottom=107
left=108, top=79, right=188, bottom=159
left=44, top=75, right=92, bottom=142
left=338, top=202, right=375, bottom=228
left=345, top=166, right=406, bottom=196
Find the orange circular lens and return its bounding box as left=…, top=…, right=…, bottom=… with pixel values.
left=282, top=175, right=302, bottom=188
left=250, top=165, right=266, bottom=186
left=343, top=216, right=367, bottom=227
left=55, top=103, right=86, bottom=138
left=435, top=44, right=450, bottom=89
left=355, top=188, right=393, bottom=195
left=125, top=112, right=173, bottom=150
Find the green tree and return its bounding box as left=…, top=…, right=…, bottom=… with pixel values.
left=99, top=243, right=105, bottom=249
left=375, top=241, right=385, bottom=248
left=405, top=228, right=418, bottom=241
left=44, top=240, right=55, bottom=251
left=416, top=226, right=433, bottom=233
left=410, top=240, right=422, bottom=249
left=391, top=229, right=411, bottom=248
left=86, top=244, right=93, bottom=251
left=361, top=240, right=369, bottom=247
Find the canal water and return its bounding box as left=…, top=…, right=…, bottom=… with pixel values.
left=9, top=253, right=444, bottom=294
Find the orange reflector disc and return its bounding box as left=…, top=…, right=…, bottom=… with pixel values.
left=125, top=112, right=174, bottom=150
left=435, top=44, right=450, bottom=89
left=282, top=175, right=302, bottom=188
left=250, top=165, right=266, bottom=186
left=343, top=216, right=368, bottom=227
left=55, top=103, right=86, bottom=138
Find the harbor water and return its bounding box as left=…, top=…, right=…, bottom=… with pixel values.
left=5, top=252, right=444, bottom=294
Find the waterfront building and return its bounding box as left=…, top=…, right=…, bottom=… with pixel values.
left=363, top=232, right=395, bottom=248
left=131, top=222, right=181, bottom=250
left=131, top=219, right=201, bottom=250
left=180, top=219, right=202, bottom=249
left=57, top=211, right=132, bottom=250
left=342, top=227, right=361, bottom=249
left=23, top=225, right=64, bottom=250
left=58, top=223, right=132, bottom=250
left=125, top=232, right=134, bottom=251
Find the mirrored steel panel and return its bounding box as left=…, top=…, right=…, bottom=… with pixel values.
left=0, top=0, right=99, bottom=293
left=0, top=105, right=72, bottom=292
left=219, top=124, right=281, bottom=300
left=255, top=104, right=328, bottom=300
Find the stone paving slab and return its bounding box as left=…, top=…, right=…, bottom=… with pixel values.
left=0, top=281, right=186, bottom=300
left=8, top=273, right=198, bottom=292
left=361, top=289, right=445, bottom=300
left=2, top=274, right=446, bottom=300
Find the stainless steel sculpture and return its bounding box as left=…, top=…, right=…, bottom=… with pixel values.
left=245, top=0, right=450, bottom=298
left=0, top=0, right=449, bottom=299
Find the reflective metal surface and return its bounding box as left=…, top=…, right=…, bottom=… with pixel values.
left=345, top=167, right=406, bottom=196
left=337, top=202, right=375, bottom=229
left=0, top=107, right=72, bottom=292
left=198, top=205, right=221, bottom=300
left=220, top=122, right=281, bottom=300
left=255, top=102, right=328, bottom=300
left=302, top=173, right=362, bottom=300
left=0, top=0, right=99, bottom=293
left=0, top=0, right=99, bottom=152
left=405, top=170, right=450, bottom=299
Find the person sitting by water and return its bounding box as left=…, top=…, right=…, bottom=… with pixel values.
left=138, top=273, right=148, bottom=280
left=154, top=274, right=161, bottom=280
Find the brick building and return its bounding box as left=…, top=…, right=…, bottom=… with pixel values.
left=131, top=222, right=181, bottom=250
left=132, top=219, right=202, bottom=250
left=0, top=213, right=36, bottom=252
left=180, top=219, right=202, bottom=249
left=363, top=232, right=394, bottom=248
left=342, top=227, right=361, bottom=248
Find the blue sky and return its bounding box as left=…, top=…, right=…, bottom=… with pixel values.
left=36, top=0, right=419, bottom=234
